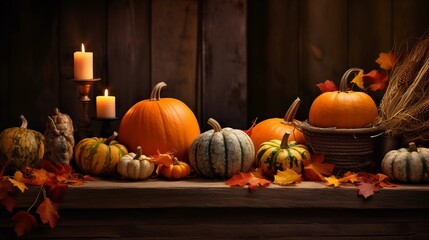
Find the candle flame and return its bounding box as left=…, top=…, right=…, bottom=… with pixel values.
left=104, top=89, right=109, bottom=96
left=81, top=43, right=85, bottom=53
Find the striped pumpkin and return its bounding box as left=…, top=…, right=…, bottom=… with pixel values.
left=381, top=142, right=429, bottom=183
left=188, top=118, right=255, bottom=179
left=74, top=131, right=128, bottom=176
left=257, top=132, right=311, bottom=176
left=0, top=115, right=45, bottom=173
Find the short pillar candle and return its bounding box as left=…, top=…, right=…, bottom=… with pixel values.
left=96, top=89, right=116, bottom=118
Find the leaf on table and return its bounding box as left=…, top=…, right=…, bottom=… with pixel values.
left=36, top=198, right=59, bottom=229
left=351, top=69, right=365, bottom=89
left=324, top=175, right=342, bottom=187
left=225, top=172, right=271, bottom=192
left=13, top=168, right=57, bottom=186
left=152, top=150, right=174, bottom=167
left=273, top=169, right=302, bottom=186
left=250, top=168, right=265, bottom=179
left=342, top=171, right=358, bottom=183
left=303, top=154, right=334, bottom=181
left=357, top=182, right=380, bottom=199
left=316, top=80, right=338, bottom=93
left=41, top=160, right=72, bottom=175
left=364, top=70, right=388, bottom=91
left=1, top=194, right=16, bottom=212
left=8, top=177, right=28, bottom=193
left=376, top=52, right=396, bottom=70
left=11, top=210, right=37, bottom=237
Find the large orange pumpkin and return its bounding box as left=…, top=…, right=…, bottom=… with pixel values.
left=250, top=97, right=305, bottom=153
left=118, top=82, right=200, bottom=162
left=309, top=68, right=378, bottom=128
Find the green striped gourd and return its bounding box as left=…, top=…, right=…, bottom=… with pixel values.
left=0, top=115, right=45, bottom=173
left=381, top=142, right=429, bottom=183
left=256, top=132, right=311, bottom=176
left=188, top=118, right=255, bottom=179
left=74, top=131, right=128, bottom=176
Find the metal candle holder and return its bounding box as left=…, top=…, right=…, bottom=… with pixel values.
left=72, top=78, right=101, bottom=140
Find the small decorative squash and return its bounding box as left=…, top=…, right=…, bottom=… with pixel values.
left=118, top=82, right=200, bottom=162
left=0, top=115, right=45, bottom=173
left=256, top=132, right=311, bottom=176
left=250, top=97, right=305, bottom=153
left=381, top=142, right=429, bottom=183
left=309, top=68, right=378, bottom=128
left=117, top=146, right=155, bottom=180
left=188, top=118, right=255, bottom=179
left=44, top=108, right=75, bottom=165
left=159, top=157, right=191, bottom=179
left=74, top=131, right=128, bottom=176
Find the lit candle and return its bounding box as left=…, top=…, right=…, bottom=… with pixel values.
left=74, top=43, right=93, bottom=80
left=96, top=89, right=116, bottom=118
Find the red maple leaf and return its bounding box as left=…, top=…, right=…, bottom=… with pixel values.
left=11, top=210, right=37, bottom=237
left=36, top=198, right=60, bottom=229
left=363, top=70, right=388, bottom=91
left=316, top=80, right=338, bottom=93
left=45, top=184, right=68, bottom=202
left=1, top=194, right=16, bottom=212
left=225, top=172, right=271, bottom=192
left=357, top=182, right=380, bottom=199
left=41, top=160, right=72, bottom=175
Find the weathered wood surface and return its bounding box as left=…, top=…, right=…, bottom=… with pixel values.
left=13, top=179, right=429, bottom=209
left=1, top=179, right=429, bottom=239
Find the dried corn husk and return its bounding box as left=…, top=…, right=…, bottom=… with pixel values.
left=376, top=37, right=429, bottom=144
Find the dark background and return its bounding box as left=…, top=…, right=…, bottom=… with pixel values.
left=1, top=0, right=429, bottom=135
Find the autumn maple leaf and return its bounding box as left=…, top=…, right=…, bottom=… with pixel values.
left=357, top=182, right=380, bottom=199
left=324, top=175, right=342, bottom=187
left=364, top=70, right=389, bottom=91
left=1, top=194, right=16, bottom=212
left=11, top=210, right=37, bottom=237
left=13, top=168, right=57, bottom=186
left=303, top=154, right=334, bottom=181
left=225, top=172, right=271, bottom=192
left=351, top=69, right=365, bottom=89
left=37, top=198, right=60, bottom=229
left=273, top=169, right=302, bottom=185
left=376, top=52, right=395, bottom=70
left=316, top=80, right=338, bottom=93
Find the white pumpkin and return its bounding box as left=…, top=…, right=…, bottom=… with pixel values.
left=117, top=146, right=155, bottom=180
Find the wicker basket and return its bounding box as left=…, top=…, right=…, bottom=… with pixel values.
left=300, top=121, right=384, bottom=174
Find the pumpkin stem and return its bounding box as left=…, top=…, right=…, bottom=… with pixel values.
left=340, top=67, right=363, bottom=92
left=104, top=131, right=118, bottom=145
left=408, top=142, right=418, bottom=152
left=280, top=131, right=291, bottom=149
left=134, top=146, right=143, bottom=159
left=283, top=97, right=301, bottom=123
left=150, top=82, right=167, bottom=101
left=207, top=118, right=222, bottom=132
left=173, top=157, right=180, bottom=165
left=54, top=107, right=60, bottom=115
left=19, top=115, right=28, bottom=129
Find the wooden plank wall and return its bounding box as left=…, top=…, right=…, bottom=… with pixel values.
left=1, top=0, right=429, bottom=135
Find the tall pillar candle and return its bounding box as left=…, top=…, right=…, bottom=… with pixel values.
left=74, top=43, right=93, bottom=79
left=96, top=89, right=116, bottom=118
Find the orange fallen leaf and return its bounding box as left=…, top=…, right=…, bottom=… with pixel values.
left=37, top=198, right=59, bottom=229
left=303, top=154, right=334, bottom=181
left=364, top=70, right=389, bottom=91
left=225, top=172, right=271, bottom=192
left=316, top=80, right=338, bottom=93
left=1, top=194, right=16, bottom=212
left=8, top=177, right=28, bottom=193
left=324, top=175, right=342, bottom=187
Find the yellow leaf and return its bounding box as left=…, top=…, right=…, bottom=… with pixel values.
left=351, top=70, right=364, bottom=89
left=324, top=175, right=342, bottom=187
left=8, top=177, right=27, bottom=193
left=13, top=171, right=24, bottom=182
left=273, top=169, right=302, bottom=186
left=341, top=171, right=358, bottom=183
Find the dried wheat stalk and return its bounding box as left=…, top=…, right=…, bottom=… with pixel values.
left=377, top=37, right=429, bottom=144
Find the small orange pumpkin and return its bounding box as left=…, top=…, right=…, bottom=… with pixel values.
left=250, top=97, right=305, bottom=153
left=309, top=68, right=378, bottom=128
left=118, top=82, right=200, bottom=162
left=159, top=157, right=191, bottom=179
